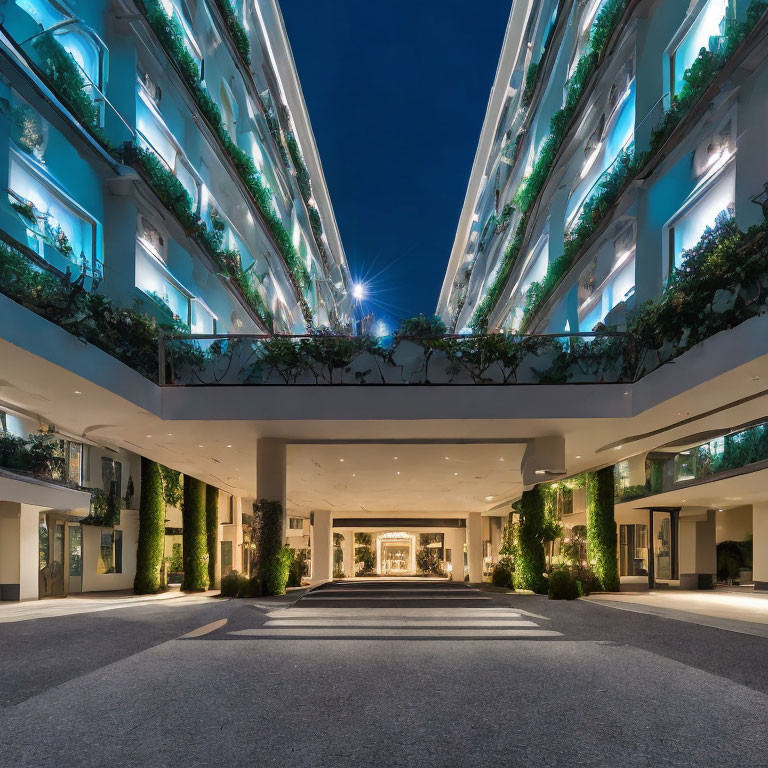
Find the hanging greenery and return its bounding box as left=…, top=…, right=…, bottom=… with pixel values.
left=205, top=484, right=219, bottom=588
left=586, top=467, right=619, bottom=591
left=212, top=0, right=251, bottom=67
left=134, top=457, right=166, bottom=594
left=139, top=0, right=312, bottom=322
left=516, top=0, right=768, bottom=332
left=182, top=475, right=209, bottom=591
left=160, top=465, right=183, bottom=508
left=513, top=487, right=548, bottom=593
left=520, top=61, right=540, bottom=109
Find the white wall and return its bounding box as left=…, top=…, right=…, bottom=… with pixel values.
left=81, top=510, right=138, bottom=592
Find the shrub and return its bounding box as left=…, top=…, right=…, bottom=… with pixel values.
left=491, top=561, right=513, bottom=588
left=287, top=549, right=308, bottom=587
left=182, top=475, right=209, bottom=591
left=220, top=571, right=250, bottom=597
left=213, top=0, right=251, bottom=66
left=548, top=567, right=579, bottom=600
left=134, top=458, right=166, bottom=594
left=262, top=545, right=294, bottom=596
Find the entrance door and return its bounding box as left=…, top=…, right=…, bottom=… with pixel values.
left=382, top=543, right=410, bottom=575
left=39, top=516, right=65, bottom=598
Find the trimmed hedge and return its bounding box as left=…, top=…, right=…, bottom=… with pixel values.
left=514, top=487, right=548, bottom=593
left=133, top=457, right=166, bottom=594
left=182, top=475, right=209, bottom=591
left=548, top=567, right=579, bottom=600
left=206, top=484, right=219, bottom=589
left=586, top=467, right=620, bottom=591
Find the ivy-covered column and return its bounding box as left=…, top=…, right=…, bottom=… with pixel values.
left=134, top=458, right=165, bottom=594
left=256, top=499, right=291, bottom=595
left=182, top=475, right=208, bottom=591
left=206, top=484, right=219, bottom=589
left=514, top=486, right=547, bottom=593
left=586, top=466, right=620, bottom=591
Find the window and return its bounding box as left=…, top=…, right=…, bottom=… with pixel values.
left=0, top=411, right=6, bottom=432
left=219, top=493, right=233, bottom=525
left=8, top=151, right=101, bottom=280
left=135, top=239, right=216, bottom=332
left=578, top=226, right=635, bottom=330
left=136, top=87, right=200, bottom=210
left=666, top=162, right=735, bottom=273
left=619, top=524, right=648, bottom=576
left=158, top=0, right=202, bottom=73
left=66, top=441, right=83, bottom=486
left=221, top=540, right=233, bottom=576
left=289, top=517, right=304, bottom=530
left=97, top=529, right=123, bottom=574
left=671, top=0, right=730, bottom=96
left=615, top=460, right=631, bottom=490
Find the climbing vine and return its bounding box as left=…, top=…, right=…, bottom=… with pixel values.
left=134, top=458, right=166, bottom=594
left=586, top=467, right=619, bottom=591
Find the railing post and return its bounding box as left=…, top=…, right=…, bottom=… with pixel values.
left=158, top=328, right=166, bottom=386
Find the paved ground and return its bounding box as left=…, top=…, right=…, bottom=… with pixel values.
left=1, top=580, right=767, bottom=767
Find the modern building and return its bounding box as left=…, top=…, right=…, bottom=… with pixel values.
left=3, top=0, right=768, bottom=602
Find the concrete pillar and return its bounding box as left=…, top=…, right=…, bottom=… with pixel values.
left=0, top=502, right=38, bottom=601
left=342, top=531, right=354, bottom=578
left=311, top=510, right=332, bottom=584
left=449, top=527, right=465, bottom=581
left=679, top=508, right=716, bottom=589
left=256, top=439, right=286, bottom=539
left=467, top=512, right=484, bottom=583
left=754, top=502, right=768, bottom=591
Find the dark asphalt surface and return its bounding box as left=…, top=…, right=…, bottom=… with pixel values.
left=0, top=580, right=766, bottom=767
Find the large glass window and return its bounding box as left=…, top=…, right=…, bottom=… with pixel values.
left=8, top=152, right=100, bottom=279
left=672, top=0, right=730, bottom=95
left=668, top=164, right=735, bottom=271
left=158, top=0, right=202, bottom=71
left=97, top=529, right=122, bottom=574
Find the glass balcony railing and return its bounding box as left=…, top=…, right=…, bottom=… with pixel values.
left=158, top=331, right=634, bottom=386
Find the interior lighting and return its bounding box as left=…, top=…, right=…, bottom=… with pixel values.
left=614, top=445, right=623, bottom=450
left=339, top=458, right=345, bottom=462
left=485, top=496, right=494, bottom=501
left=454, top=472, right=459, bottom=476
left=575, top=455, right=581, bottom=459
left=227, top=444, right=232, bottom=448
left=74, top=390, right=82, bottom=395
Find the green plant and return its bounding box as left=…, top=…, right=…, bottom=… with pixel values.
left=547, top=566, right=579, bottom=600
left=182, top=475, right=209, bottom=591
left=31, top=32, right=109, bottom=148
left=139, top=0, right=312, bottom=323
left=490, top=559, right=514, bottom=588
left=206, top=484, right=219, bottom=588
left=160, top=465, right=183, bottom=508
left=355, top=532, right=376, bottom=575
left=513, top=487, right=548, bottom=593
left=134, top=457, right=166, bottom=594
left=285, top=131, right=312, bottom=202
left=288, top=549, right=308, bottom=587
left=521, top=60, right=540, bottom=109
left=251, top=499, right=290, bottom=595
left=213, top=0, right=251, bottom=66
left=397, top=313, right=447, bottom=340
left=586, top=467, right=619, bottom=591
left=10, top=200, right=36, bottom=223
left=220, top=570, right=250, bottom=597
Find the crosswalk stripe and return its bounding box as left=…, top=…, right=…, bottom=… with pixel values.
left=300, top=595, right=492, bottom=601
left=230, top=628, right=562, bottom=638
left=264, top=619, right=538, bottom=627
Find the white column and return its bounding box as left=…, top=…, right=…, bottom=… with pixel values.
left=754, top=502, right=768, bottom=591
left=256, top=439, right=287, bottom=540
left=0, top=503, right=38, bottom=601
left=467, top=512, right=483, bottom=583
left=449, top=527, right=465, bottom=581
left=311, top=509, right=332, bottom=584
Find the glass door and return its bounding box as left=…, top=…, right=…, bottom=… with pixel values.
left=39, top=515, right=65, bottom=597
left=68, top=524, right=82, bottom=593
left=653, top=512, right=672, bottom=581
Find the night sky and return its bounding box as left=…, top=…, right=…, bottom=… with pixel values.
left=280, top=0, right=511, bottom=328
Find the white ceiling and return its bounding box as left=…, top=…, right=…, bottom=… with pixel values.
left=286, top=443, right=525, bottom=514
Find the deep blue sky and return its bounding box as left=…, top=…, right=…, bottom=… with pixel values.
left=281, top=0, right=511, bottom=327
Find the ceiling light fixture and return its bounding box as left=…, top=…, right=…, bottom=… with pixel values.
left=74, top=390, right=82, bottom=395
left=226, top=444, right=232, bottom=448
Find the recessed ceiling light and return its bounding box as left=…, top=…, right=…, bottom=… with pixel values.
left=74, top=390, right=82, bottom=395
left=575, top=455, right=581, bottom=459
left=352, top=473, right=356, bottom=477
left=339, top=458, right=344, bottom=462
left=394, top=456, right=399, bottom=460
left=396, top=471, right=400, bottom=475
left=614, top=446, right=622, bottom=450
left=226, top=444, right=232, bottom=448
left=445, top=456, right=449, bottom=460
left=454, top=472, right=459, bottom=476
left=498, top=458, right=504, bottom=462
left=198, top=444, right=204, bottom=448
left=146, top=434, right=152, bottom=438
left=167, top=433, right=173, bottom=437
left=485, top=495, right=494, bottom=501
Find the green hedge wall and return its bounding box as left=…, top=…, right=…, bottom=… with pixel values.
left=134, top=458, right=166, bottom=594
left=206, top=485, right=219, bottom=589
left=254, top=499, right=290, bottom=596
left=182, top=475, right=208, bottom=591
left=586, top=467, right=620, bottom=591
left=514, top=487, right=547, bottom=593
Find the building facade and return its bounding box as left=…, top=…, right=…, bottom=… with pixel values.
left=0, top=0, right=351, bottom=600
